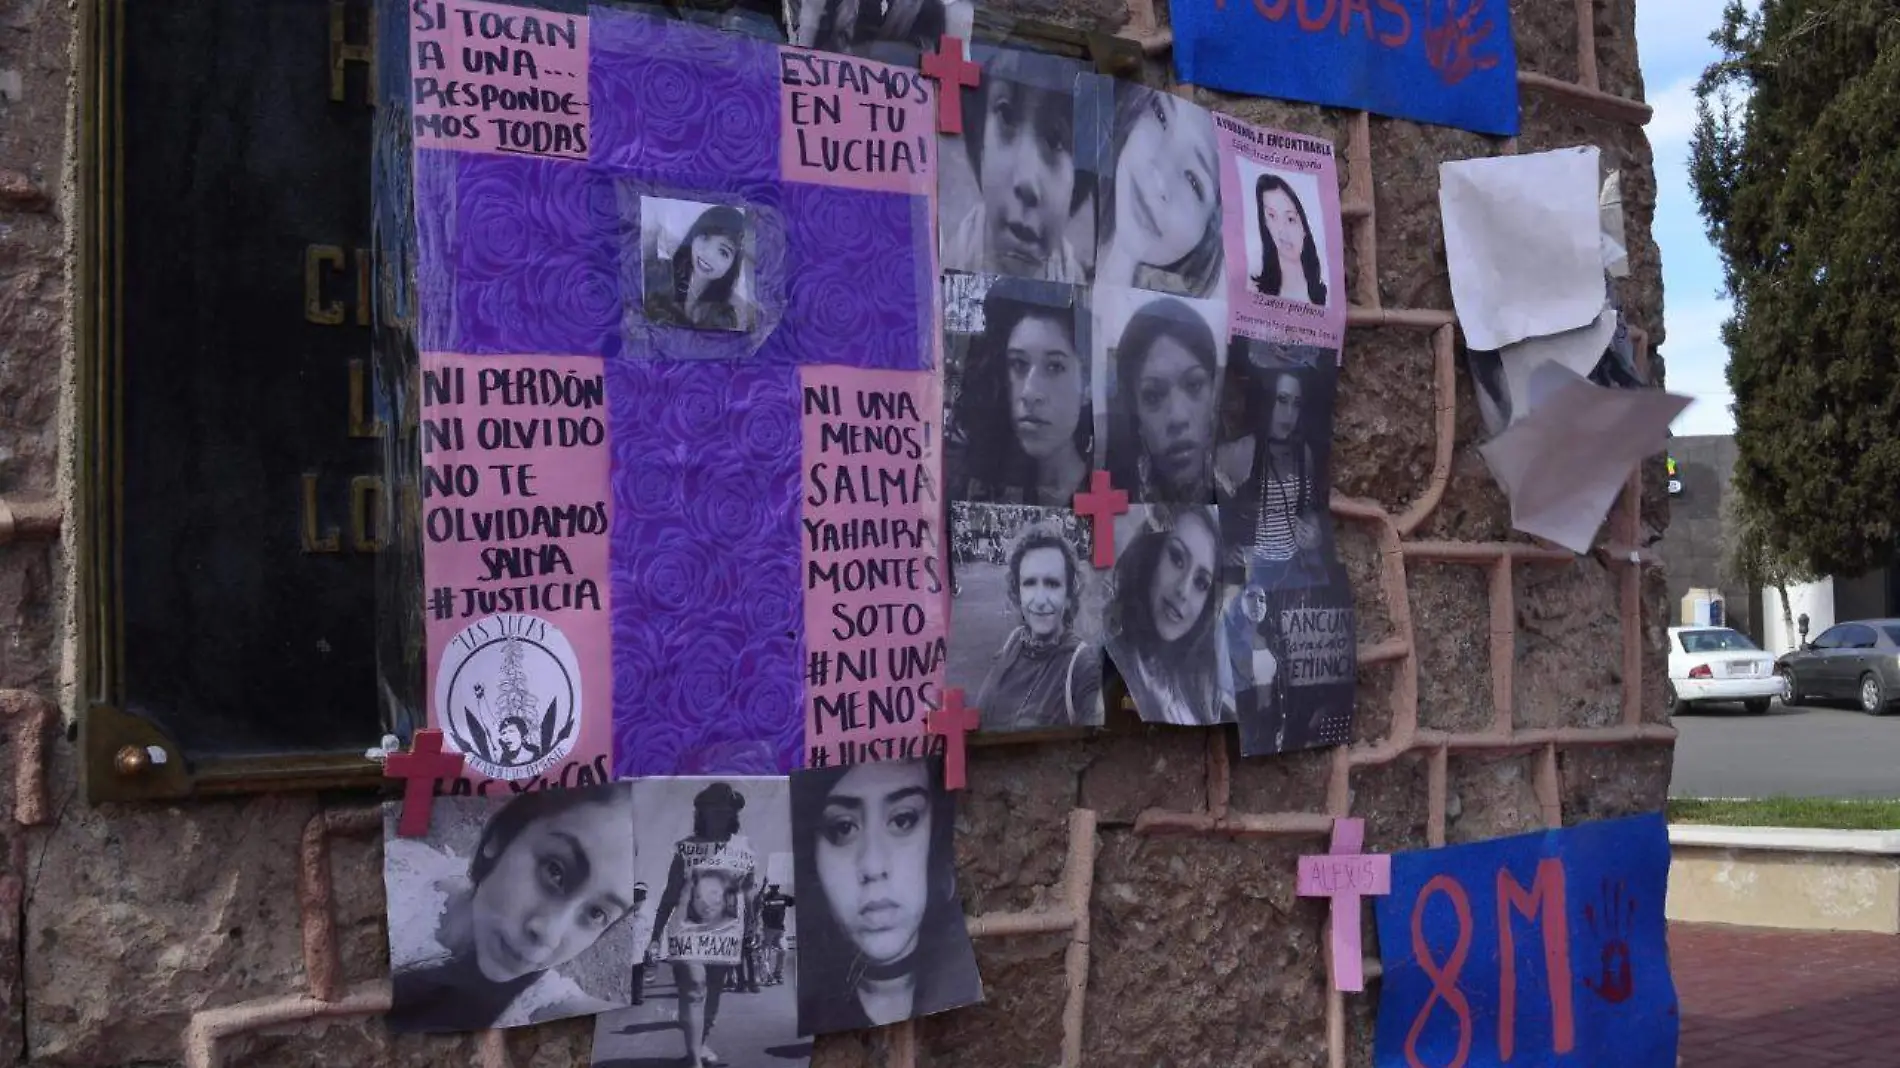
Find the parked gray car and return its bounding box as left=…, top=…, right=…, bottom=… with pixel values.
left=1774, top=619, right=1900, bottom=714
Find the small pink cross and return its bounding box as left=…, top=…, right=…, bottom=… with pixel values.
left=385, top=728, right=466, bottom=837
left=920, top=35, right=981, bottom=135
left=1072, top=470, right=1130, bottom=569
left=929, top=687, right=981, bottom=790
left=1297, top=817, right=1392, bottom=992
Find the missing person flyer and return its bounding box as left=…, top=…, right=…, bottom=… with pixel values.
left=1216, top=115, right=1347, bottom=356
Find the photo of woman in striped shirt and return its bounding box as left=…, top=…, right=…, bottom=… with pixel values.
left=1216, top=339, right=1338, bottom=586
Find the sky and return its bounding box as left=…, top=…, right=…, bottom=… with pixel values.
left=1634, top=1, right=1745, bottom=437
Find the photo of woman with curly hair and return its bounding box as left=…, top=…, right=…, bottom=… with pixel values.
left=1098, top=289, right=1227, bottom=506
left=1104, top=504, right=1227, bottom=726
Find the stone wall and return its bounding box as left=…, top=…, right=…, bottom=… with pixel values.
left=0, top=0, right=1673, bottom=1065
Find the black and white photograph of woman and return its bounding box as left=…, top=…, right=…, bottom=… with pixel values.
left=791, top=758, right=983, bottom=1036
left=1104, top=504, right=1227, bottom=727
left=939, top=47, right=1101, bottom=284
left=385, top=785, right=640, bottom=1033
left=1215, top=338, right=1339, bottom=582
left=1095, top=84, right=1224, bottom=299
left=784, top=0, right=972, bottom=61
left=945, top=503, right=1105, bottom=732
left=1241, top=165, right=1330, bottom=307
left=1098, top=287, right=1228, bottom=505
left=641, top=197, right=755, bottom=333
left=942, top=274, right=1096, bottom=506
left=592, top=778, right=806, bottom=1068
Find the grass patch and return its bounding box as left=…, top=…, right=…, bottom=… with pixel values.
left=1668, top=797, right=1900, bottom=831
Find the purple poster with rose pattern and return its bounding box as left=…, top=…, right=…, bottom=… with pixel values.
left=409, top=4, right=940, bottom=779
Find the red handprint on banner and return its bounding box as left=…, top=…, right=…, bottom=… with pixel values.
left=1580, top=879, right=1637, bottom=1005
left=1424, top=0, right=1501, bottom=86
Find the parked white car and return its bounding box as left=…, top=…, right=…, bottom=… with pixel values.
left=1667, top=626, right=1783, bottom=715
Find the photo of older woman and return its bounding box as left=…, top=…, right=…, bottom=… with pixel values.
left=641, top=197, right=754, bottom=333
left=385, top=784, right=640, bottom=1033
left=946, top=503, right=1104, bottom=732
left=939, top=47, right=1098, bottom=284
left=943, top=275, right=1096, bottom=506
left=1216, top=339, right=1339, bottom=582
left=1095, top=85, right=1224, bottom=299
left=593, top=778, right=805, bottom=1068
left=1098, top=288, right=1228, bottom=505
left=791, top=758, right=983, bottom=1036
left=1104, top=504, right=1227, bottom=726
left=1244, top=169, right=1330, bottom=306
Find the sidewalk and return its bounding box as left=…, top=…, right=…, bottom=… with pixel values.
left=1671, top=922, right=1900, bottom=1065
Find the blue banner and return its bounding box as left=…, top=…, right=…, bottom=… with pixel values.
left=1171, top=0, right=1520, bottom=137
left=1373, top=813, right=1678, bottom=1067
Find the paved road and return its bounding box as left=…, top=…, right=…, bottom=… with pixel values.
left=1670, top=699, right=1900, bottom=798
left=593, top=962, right=809, bottom=1068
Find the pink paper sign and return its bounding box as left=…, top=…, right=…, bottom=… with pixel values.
left=410, top=0, right=590, bottom=160
left=799, top=365, right=947, bottom=769
left=1298, top=817, right=1392, bottom=993
left=1216, top=113, right=1349, bottom=356
left=779, top=48, right=936, bottom=194
left=419, top=352, right=614, bottom=791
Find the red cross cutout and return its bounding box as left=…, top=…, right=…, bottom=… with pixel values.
left=1296, top=818, right=1392, bottom=992
left=1072, top=470, right=1130, bottom=569
left=385, top=729, right=465, bottom=837
left=921, top=35, right=981, bottom=135
left=929, top=687, right=981, bottom=791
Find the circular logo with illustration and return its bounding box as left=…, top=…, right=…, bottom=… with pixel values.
left=434, top=613, right=581, bottom=781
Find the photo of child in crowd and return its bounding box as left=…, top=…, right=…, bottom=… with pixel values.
left=1220, top=568, right=1357, bottom=757
left=1104, top=504, right=1228, bottom=727
left=640, top=197, right=757, bottom=333
left=1215, top=338, right=1340, bottom=582
left=1096, top=285, right=1229, bottom=506
left=946, top=502, right=1105, bottom=732
left=384, top=786, right=640, bottom=1033
left=785, top=0, right=973, bottom=62
left=592, top=778, right=807, bottom=1068
left=1095, top=83, right=1225, bottom=299
left=791, top=758, right=983, bottom=1035
left=939, top=46, right=1106, bottom=284
left=943, top=273, right=1098, bottom=506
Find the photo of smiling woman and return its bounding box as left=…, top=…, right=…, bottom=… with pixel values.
left=1105, top=504, right=1227, bottom=726
left=385, top=784, right=640, bottom=1033
left=1095, top=85, right=1224, bottom=299
left=792, top=758, right=982, bottom=1036
left=1247, top=171, right=1329, bottom=307
left=945, top=503, right=1104, bottom=732
left=642, top=197, right=754, bottom=332
left=944, top=275, right=1096, bottom=506
left=1099, top=289, right=1227, bottom=505
left=939, top=47, right=1098, bottom=284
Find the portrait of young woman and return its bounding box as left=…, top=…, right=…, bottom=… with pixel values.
left=1243, top=169, right=1330, bottom=307
left=945, top=503, right=1104, bottom=732
left=641, top=197, right=755, bottom=333
left=944, top=275, right=1096, bottom=506
left=1215, top=339, right=1339, bottom=582
left=1104, top=504, right=1227, bottom=727
left=1099, top=289, right=1227, bottom=506
left=385, top=784, right=640, bottom=1033
left=791, top=758, right=983, bottom=1036
left=1095, top=84, right=1225, bottom=300
left=939, top=47, right=1097, bottom=285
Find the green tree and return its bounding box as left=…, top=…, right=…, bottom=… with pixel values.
left=1690, top=0, right=1900, bottom=577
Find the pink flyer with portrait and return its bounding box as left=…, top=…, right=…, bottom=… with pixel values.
left=1215, top=114, right=1347, bottom=356
left=418, top=352, right=615, bottom=792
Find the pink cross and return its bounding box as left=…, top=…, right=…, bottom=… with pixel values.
left=1072, top=470, right=1130, bottom=569
left=920, top=35, right=981, bottom=135
left=1297, top=817, right=1392, bottom=992
left=385, top=728, right=466, bottom=837
left=929, top=687, right=981, bottom=791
